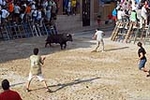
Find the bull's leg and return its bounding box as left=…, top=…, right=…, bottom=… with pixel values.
left=49, top=43, right=52, bottom=47
left=60, top=44, right=63, bottom=50
left=64, top=42, right=67, bottom=49
left=45, top=42, right=51, bottom=47
left=45, top=42, right=48, bottom=47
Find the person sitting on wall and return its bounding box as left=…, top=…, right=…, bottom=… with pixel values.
left=112, top=7, right=117, bottom=26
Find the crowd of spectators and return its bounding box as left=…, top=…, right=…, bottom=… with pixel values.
left=63, top=0, right=78, bottom=16
left=0, top=0, right=59, bottom=27
left=112, top=0, right=150, bottom=28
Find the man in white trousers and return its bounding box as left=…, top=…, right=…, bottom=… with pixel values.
left=92, top=28, right=105, bottom=52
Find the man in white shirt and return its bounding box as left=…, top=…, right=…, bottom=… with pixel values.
left=1, top=7, right=9, bottom=24
left=117, top=7, right=125, bottom=22
left=92, top=28, right=105, bottom=52
left=141, top=4, right=148, bottom=28
left=36, top=8, right=43, bottom=27
left=1, top=8, right=9, bottom=19
left=14, top=3, right=21, bottom=23
left=0, top=0, right=6, bottom=6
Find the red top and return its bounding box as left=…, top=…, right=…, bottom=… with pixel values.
left=0, top=90, right=22, bottom=100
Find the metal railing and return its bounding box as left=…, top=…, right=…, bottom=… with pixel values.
left=0, top=21, right=57, bottom=41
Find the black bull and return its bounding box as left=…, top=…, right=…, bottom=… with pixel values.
left=45, top=33, right=73, bottom=49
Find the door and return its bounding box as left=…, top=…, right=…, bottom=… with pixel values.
left=82, top=0, right=90, bottom=26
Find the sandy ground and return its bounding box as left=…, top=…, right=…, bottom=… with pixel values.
left=0, top=30, right=150, bottom=100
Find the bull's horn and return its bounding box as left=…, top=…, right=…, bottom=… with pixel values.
left=66, top=33, right=70, bottom=36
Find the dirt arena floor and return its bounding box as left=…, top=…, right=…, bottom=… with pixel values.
left=0, top=30, right=150, bottom=100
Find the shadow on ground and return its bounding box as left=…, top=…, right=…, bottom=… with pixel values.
left=26, top=77, right=100, bottom=93
left=51, top=77, right=100, bottom=92
left=105, top=47, right=129, bottom=52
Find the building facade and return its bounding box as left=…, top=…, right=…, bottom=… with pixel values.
left=56, top=0, right=116, bottom=27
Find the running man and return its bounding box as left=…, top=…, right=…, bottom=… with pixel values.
left=92, top=28, right=105, bottom=52
left=137, top=42, right=150, bottom=77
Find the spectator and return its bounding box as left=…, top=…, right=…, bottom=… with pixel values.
left=63, top=0, right=69, bottom=14
left=41, top=0, right=48, bottom=14
left=141, top=4, right=148, bottom=28
left=20, top=2, right=27, bottom=22
left=0, top=0, right=6, bottom=6
left=51, top=0, right=57, bottom=18
left=0, top=6, right=2, bottom=24
left=1, top=6, right=10, bottom=24
left=130, top=10, right=138, bottom=28
left=25, top=3, right=32, bottom=21
left=67, top=0, right=71, bottom=16
left=112, top=7, right=117, bottom=26
left=117, top=7, right=125, bottom=28
left=36, top=7, right=42, bottom=26
left=45, top=5, right=51, bottom=22
left=31, top=7, right=37, bottom=23
left=117, top=7, right=125, bottom=22
left=0, top=79, right=22, bottom=100
left=0, top=0, right=59, bottom=36
left=13, top=3, right=21, bottom=23
left=71, top=0, right=77, bottom=15
left=105, top=14, right=113, bottom=25
left=7, top=1, right=14, bottom=20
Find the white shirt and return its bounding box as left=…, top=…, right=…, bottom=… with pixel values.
left=95, top=30, right=104, bottom=41
left=141, top=6, right=147, bottom=19
left=117, top=10, right=125, bottom=20
left=37, top=10, right=42, bottom=19
left=42, top=1, right=48, bottom=8
left=14, top=5, right=20, bottom=14
left=1, top=9, right=9, bottom=18
left=0, top=0, right=6, bottom=6
left=32, top=9, right=37, bottom=17
left=136, top=9, right=141, bottom=19
left=31, top=4, right=36, bottom=10
left=0, top=0, right=2, bottom=5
